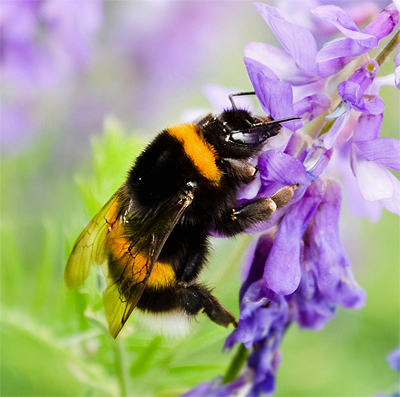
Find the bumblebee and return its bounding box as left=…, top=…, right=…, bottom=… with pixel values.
left=65, top=93, right=298, bottom=338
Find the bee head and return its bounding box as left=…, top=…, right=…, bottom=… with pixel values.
left=200, top=108, right=296, bottom=159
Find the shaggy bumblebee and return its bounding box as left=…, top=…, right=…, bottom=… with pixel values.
left=65, top=94, right=298, bottom=338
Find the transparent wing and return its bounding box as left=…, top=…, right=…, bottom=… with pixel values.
left=102, top=188, right=195, bottom=338
left=64, top=192, right=121, bottom=290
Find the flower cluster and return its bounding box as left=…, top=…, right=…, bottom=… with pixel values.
left=0, top=0, right=103, bottom=89
left=0, top=0, right=103, bottom=152
left=185, top=2, right=399, bottom=396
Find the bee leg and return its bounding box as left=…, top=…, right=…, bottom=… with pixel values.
left=178, top=250, right=206, bottom=284
left=215, top=184, right=298, bottom=236
left=180, top=284, right=237, bottom=328
left=220, top=158, right=258, bottom=184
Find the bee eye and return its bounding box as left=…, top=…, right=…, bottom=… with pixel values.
left=228, top=131, right=263, bottom=146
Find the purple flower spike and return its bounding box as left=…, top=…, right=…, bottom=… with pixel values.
left=263, top=179, right=327, bottom=295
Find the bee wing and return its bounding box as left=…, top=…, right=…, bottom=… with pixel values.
left=103, top=187, right=195, bottom=338
left=64, top=192, right=121, bottom=290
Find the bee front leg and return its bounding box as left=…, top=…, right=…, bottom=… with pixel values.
left=215, top=184, right=298, bottom=237
left=220, top=158, right=258, bottom=184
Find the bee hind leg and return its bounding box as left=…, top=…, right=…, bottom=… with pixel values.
left=179, top=284, right=237, bottom=328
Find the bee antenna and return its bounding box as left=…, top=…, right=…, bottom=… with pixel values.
left=228, top=91, right=256, bottom=111
left=263, top=116, right=302, bottom=125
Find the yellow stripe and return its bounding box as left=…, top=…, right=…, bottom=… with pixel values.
left=166, top=123, right=223, bottom=186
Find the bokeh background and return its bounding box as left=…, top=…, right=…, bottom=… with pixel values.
left=1, top=1, right=399, bottom=396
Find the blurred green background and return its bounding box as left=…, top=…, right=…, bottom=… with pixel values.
left=1, top=1, right=399, bottom=396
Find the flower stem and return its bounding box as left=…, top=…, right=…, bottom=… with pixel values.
left=222, top=343, right=249, bottom=384
left=375, top=28, right=400, bottom=66
left=113, top=338, right=128, bottom=397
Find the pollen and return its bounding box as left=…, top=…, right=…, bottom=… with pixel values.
left=166, top=124, right=223, bottom=186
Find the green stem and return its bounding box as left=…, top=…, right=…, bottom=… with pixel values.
left=222, top=343, right=249, bottom=384
left=375, top=28, right=400, bottom=66
left=113, top=339, right=128, bottom=397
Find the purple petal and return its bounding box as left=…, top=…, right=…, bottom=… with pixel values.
left=230, top=280, right=288, bottom=348
left=337, top=148, right=383, bottom=222
left=312, top=6, right=377, bottom=45
left=351, top=144, right=394, bottom=201
left=303, top=141, right=333, bottom=180
left=305, top=180, right=366, bottom=308
left=247, top=338, right=281, bottom=396
left=245, top=42, right=318, bottom=86
left=254, top=3, right=318, bottom=75
left=395, top=45, right=400, bottom=89
left=240, top=233, right=275, bottom=301
left=353, top=113, right=382, bottom=141
left=366, top=74, right=396, bottom=96
left=352, top=95, right=385, bottom=115
left=317, top=55, right=354, bottom=78
left=293, top=93, right=331, bottom=123
left=381, top=172, right=400, bottom=216
left=292, top=267, right=336, bottom=330
left=237, top=172, right=262, bottom=201
left=258, top=150, right=311, bottom=186
left=337, top=60, right=379, bottom=105
left=244, top=57, right=295, bottom=126
left=355, top=138, right=400, bottom=172
left=316, top=38, right=370, bottom=63
left=362, top=3, right=400, bottom=40
left=323, top=101, right=352, bottom=150
left=263, top=179, right=327, bottom=295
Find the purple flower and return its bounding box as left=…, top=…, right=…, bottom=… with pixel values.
left=186, top=3, right=399, bottom=396
left=388, top=348, right=400, bottom=372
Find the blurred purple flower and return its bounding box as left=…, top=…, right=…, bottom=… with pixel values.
left=0, top=102, right=36, bottom=153
left=0, top=0, right=103, bottom=153
left=375, top=348, right=400, bottom=397
left=388, top=348, right=400, bottom=372
left=0, top=0, right=103, bottom=89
